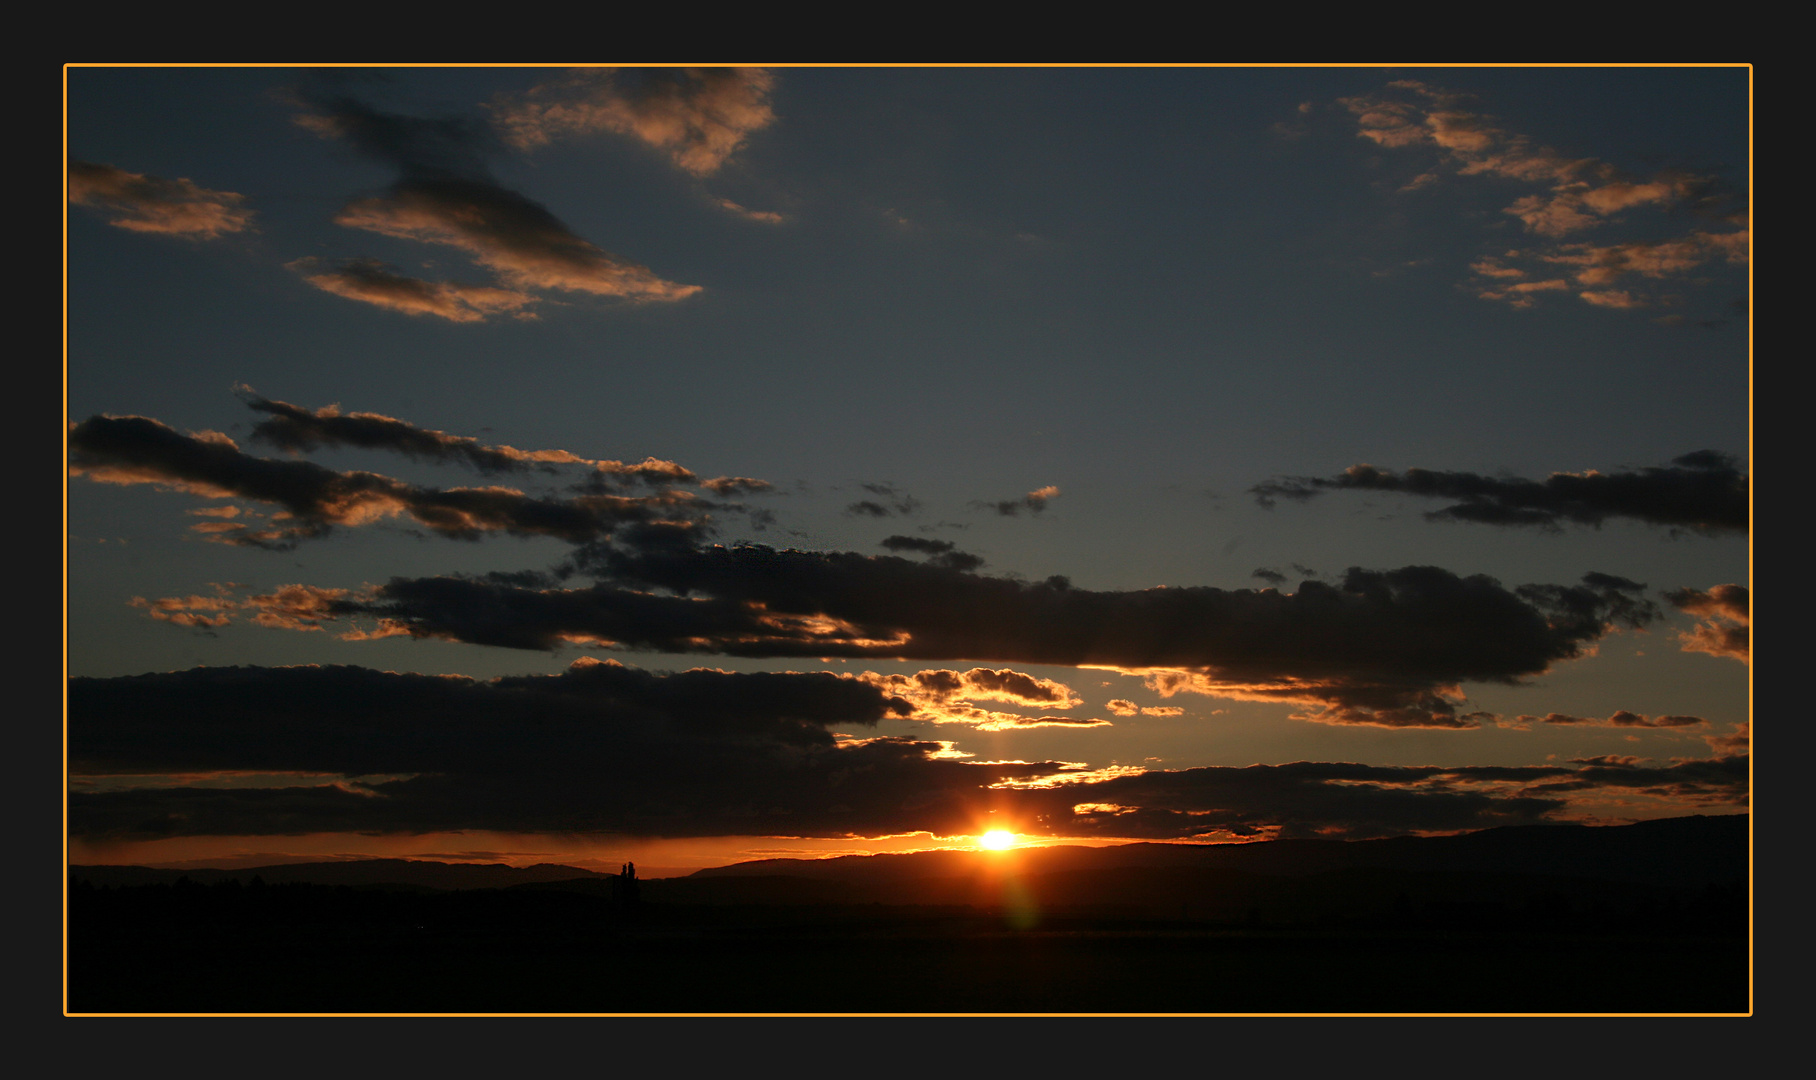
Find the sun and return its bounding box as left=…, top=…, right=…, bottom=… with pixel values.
left=978, top=829, right=1017, bottom=851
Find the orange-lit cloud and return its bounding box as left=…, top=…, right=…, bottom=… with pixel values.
left=335, top=181, right=700, bottom=302
left=1705, top=723, right=1749, bottom=755
left=129, top=592, right=236, bottom=630
left=68, top=160, right=253, bottom=238
left=1105, top=699, right=1183, bottom=717
left=291, top=257, right=538, bottom=323
left=853, top=668, right=1104, bottom=731
left=715, top=198, right=785, bottom=223
left=1666, top=584, right=1749, bottom=662
left=1542, top=231, right=1748, bottom=288
left=491, top=68, right=776, bottom=176
left=289, top=89, right=701, bottom=315
left=1338, top=82, right=1747, bottom=310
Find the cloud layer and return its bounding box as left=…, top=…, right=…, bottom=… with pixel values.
left=67, top=664, right=1747, bottom=842
left=216, top=539, right=1656, bottom=728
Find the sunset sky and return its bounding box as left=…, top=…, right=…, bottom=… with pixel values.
left=65, top=65, right=1750, bottom=875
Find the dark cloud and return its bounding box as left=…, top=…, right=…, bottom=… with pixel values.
left=264, top=542, right=1655, bottom=728
left=67, top=160, right=253, bottom=238
left=1251, top=453, right=1747, bottom=534
left=845, top=484, right=920, bottom=518
left=1250, top=568, right=1288, bottom=587
left=1515, top=711, right=1706, bottom=729
left=66, top=661, right=1061, bottom=840
left=1666, top=583, right=1749, bottom=661
left=68, top=414, right=695, bottom=549
left=879, top=535, right=983, bottom=572
left=66, top=663, right=1748, bottom=842
left=1028, top=756, right=1747, bottom=841
left=243, top=392, right=701, bottom=487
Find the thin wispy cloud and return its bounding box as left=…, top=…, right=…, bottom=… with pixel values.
left=67, top=160, right=253, bottom=238
left=287, top=258, right=539, bottom=323
left=241, top=392, right=711, bottom=489
left=1251, top=452, right=1748, bottom=534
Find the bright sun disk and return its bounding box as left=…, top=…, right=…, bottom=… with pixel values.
left=979, top=829, right=1016, bottom=850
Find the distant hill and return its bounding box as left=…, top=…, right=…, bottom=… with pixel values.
left=691, top=814, right=1748, bottom=893
left=69, top=815, right=1746, bottom=905
left=69, top=858, right=607, bottom=892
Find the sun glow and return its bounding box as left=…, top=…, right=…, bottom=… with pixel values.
left=978, top=829, right=1017, bottom=851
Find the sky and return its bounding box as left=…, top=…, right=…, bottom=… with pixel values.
left=64, top=65, right=1750, bottom=876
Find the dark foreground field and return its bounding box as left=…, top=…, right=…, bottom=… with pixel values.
left=69, top=894, right=1746, bottom=1014
left=69, top=818, right=1749, bottom=1015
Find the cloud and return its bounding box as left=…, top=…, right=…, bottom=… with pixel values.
left=1031, top=755, right=1748, bottom=841
left=1541, top=232, right=1750, bottom=288
left=845, top=483, right=920, bottom=518
left=288, top=258, right=538, bottom=322
left=1705, top=723, right=1749, bottom=756
left=67, top=663, right=1744, bottom=842
left=489, top=68, right=776, bottom=175
left=701, top=476, right=774, bottom=496
left=1512, top=711, right=1706, bottom=729
left=1251, top=452, right=1748, bottom=534
left=1666, top=583, right=1749, bottom=661
left=68, top=414, right=697, bottom=549
left=976, top=485, right=1061, bottom=516
left=293, top=90, right=700, bottom=308
left=715, top=198, right=785, bottom=223
left=65, top=661, right=1070, bottom=840
left=256, top=543, right=1656, bottom=728
left=1337, top=82, right=1747, bottom=310
left=242, top=392, right=705, bottom=488
left=878, top=535, right=984, bottom=572
left=67, top=160, right=253, bottom=238
left=1105, top=699, right=1183, bottom=718
left=128, top=592, right=235, bottom=630
left=334, top=180, right=700, bottom=302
